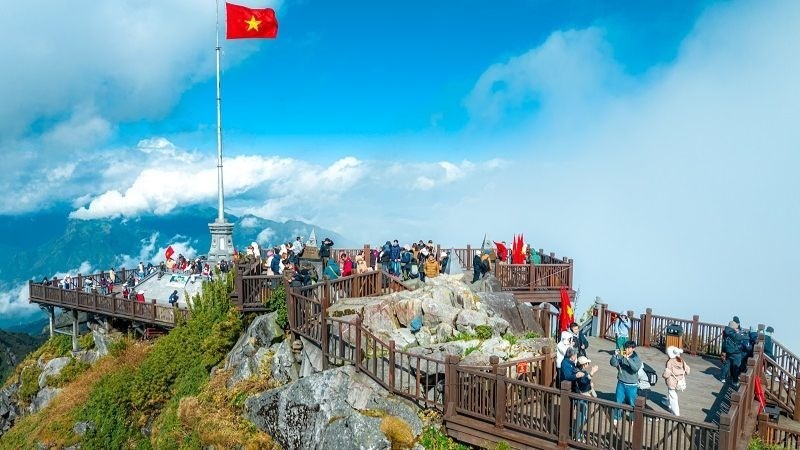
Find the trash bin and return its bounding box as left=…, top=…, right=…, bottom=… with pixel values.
left=665, top=324, right=684, bottom=349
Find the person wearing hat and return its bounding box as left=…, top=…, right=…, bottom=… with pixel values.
left=574, top=355, right=598, bottom=441
left=610, top=341, right=642, bottom=425
left=663, top=346, right=690, bottom=416
left=764, top=326, right=775, bottom=359
left=721, top=320, right=744, bottom=387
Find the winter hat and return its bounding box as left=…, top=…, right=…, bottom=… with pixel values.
left=766, top=326, right=774, bottom=333
left=733, top=316, right=740, bottom=324
left=667, top=346, right=683, bottom=359
left=577, top=356, right=591, bottom=365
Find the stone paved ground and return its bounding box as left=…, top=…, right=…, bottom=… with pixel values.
left=583, top=336, right=734, bottom=425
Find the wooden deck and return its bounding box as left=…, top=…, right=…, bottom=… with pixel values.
left=584, top=336, right=732, bottom=425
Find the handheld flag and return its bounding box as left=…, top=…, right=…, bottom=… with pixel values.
left=165, top=245, right=175, bottom=261
left=559, top=286, right=574, bottom=332
left=494, top=241, right=508, bottom=263
left=226, top=2, right=278, bottom=39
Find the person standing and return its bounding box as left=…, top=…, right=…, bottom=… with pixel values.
left=570, top=322, right=589, bottom=357
left=610, top=341, right=642, bottom=425
left=663, top=346, right=690, bottom=416
left=722, top=321, right=744, bottom=388
left=556, top=331, right=575, bottom=377
left=574, top=356, right=598, bottom=442
left=614, top=314, right=631, bottom=351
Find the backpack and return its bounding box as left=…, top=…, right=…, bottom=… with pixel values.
left=380, top=251, right=390, bottom=263
left=410, top=260, right=419, bottom=277
left=401, top=251, right=412, bottom=264
left=642, top=363, right=658, bottom=386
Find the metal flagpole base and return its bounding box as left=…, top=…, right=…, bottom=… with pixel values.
left=208, top=219, right=235, bottom=264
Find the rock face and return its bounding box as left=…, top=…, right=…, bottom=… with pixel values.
left=0, top=384, right=21, bottom=437
left=223, top=312, right=284, bottom=387
left=38, top=357, right=71, bottom=389
left=28, top=386, right=61, bottom=414
left=471, top=274, right=504, bottom=293
left=269, top=340, right=299, bottom=384
left=92, top=329, right=111, bottom=357
left=479, top=292, right=544, bottom=335
left=244, top=365, right=422, bottom=450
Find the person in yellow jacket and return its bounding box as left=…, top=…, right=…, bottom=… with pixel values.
left=423, top=254, right=440, bottom=279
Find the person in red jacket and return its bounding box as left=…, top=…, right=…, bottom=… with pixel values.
left=340, top=252, right=354, bottom=277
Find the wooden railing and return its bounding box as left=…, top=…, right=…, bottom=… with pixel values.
left=29, top=280, right=190, bottom=328
left=757, top=414, right=800, bottom=448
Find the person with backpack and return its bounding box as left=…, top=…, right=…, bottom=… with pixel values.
left=168, top=289, right=180, bottom=306
left=320, top=237, right=334, bottom=268
left=400, top=245, right=413, bottom=279
left=409, top=257, right=420, bottom=279
left=663, top=346, right=690, bottom=416
left=324, top=258, right=341, bottom=280
left=570, top=322, right=589, bottom=357
left=390, top=240, right=401, bottom=276
left=379, top=241, right=392, bottom=273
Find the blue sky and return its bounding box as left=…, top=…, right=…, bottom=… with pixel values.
left=1, top=0, right=799, bottom=349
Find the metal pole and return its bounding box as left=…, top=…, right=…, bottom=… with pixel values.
left=215, top=0, right=225, bottom=222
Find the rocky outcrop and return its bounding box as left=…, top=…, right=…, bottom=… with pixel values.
left=28, top=386, right=61, bottom=414
left=0, top=384, right=21, bottom=436
left=38, top=357, right=71, bottom=389
left=244, top=365, right=422, bottom=450
left=479, top=291, right=545, bottom=335
left=92, top=329, right=111, bottom=357
left=269, top=340, right=299, bottom=384
left=223, top=312, right=284, bottom=388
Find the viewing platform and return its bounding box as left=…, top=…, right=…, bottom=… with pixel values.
left=26, top=244, right=800, bottom=449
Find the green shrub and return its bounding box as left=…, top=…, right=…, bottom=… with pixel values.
left=18, top=365, right=43, bottom=404
left=495, top=441, right=511, bottom=450
left=475, top=325, right=492, bottom=340
left=464, top=346, right=478, bottom=356
left=78, top=332, right=95, bottom=351
left=47, top=358, right=91, bottom=388
left=266, top=285, right=288, bottom=329
left=418, top=426, right=471, bottom=450
left=502, top=333, right=518, bottom=346
left=446, top=331, right=477, bottom=342
left=78, top=273, right=242, bottom=448
left=107, top=339, right=128, bottom=357
left=748, top=438, right=789, bottom=450
left=524, top=331, right=540, bottom=339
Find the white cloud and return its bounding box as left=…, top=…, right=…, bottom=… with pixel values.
left=115, top=233, right=198, bottom=268
left=240, top=217, right=259, bottom=228
left=257, top=228, right=275, bottom=245
left=0, top=284, right=38, bottom=316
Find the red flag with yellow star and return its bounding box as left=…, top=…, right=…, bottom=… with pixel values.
left=559, top=286, right=573, bottom=332
left=226, top=3, right=278, bottom=39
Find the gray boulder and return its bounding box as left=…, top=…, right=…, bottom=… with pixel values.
left=479, top=292, right=544, bottom=335
left=420, top=298, right=459, bottom=329
left=28, top=386, right=61, bottom=413
left=223, top=312, right=284, bottom=387
left=415, top=327, right=433, bottom=347
left=435, top=323, right=454, bottom=342
left=454, top=309, right=489, bottom=335
left=244, top=365, right=422, bottom=450
left=300, top=336, right=323, bottom=378
left=270, top=340, right=299, bottom=384
left=92, top=329, right=111, bottom=357
left=73, top=421, right=95, bottom=436
left=38, top=357, right=72, bottom=389
left=471, top=274, right=504, bottom=292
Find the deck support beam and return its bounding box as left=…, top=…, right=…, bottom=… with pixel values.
left=48, top=305, right=55, bottom=338
left=72, top=309, right=79, bottom=352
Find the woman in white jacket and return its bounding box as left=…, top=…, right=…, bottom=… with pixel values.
left=556, top=330, right=574, bottom=372
left=663, top=346, right=690, bottom=416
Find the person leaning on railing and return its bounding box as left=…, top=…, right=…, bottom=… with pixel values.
left=722, top=320, right=745, bottom=388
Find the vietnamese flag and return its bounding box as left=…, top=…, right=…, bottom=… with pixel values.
left=559, top=286, right=574, bottom=332
left=165, top=245, right=175, bottom=261
left=226, top=3, right=278, bottom=39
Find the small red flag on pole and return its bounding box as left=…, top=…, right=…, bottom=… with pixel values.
left=559, top=286, right=573, bottom=332
left=165, top=245, right=175, bottom=261
left=226, top=2, right=278, bottom=39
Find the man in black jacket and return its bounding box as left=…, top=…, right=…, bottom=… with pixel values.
left=472, top=252, right=482, bottom=283
left=722, top=321, right=744, bottom=387
left=570, top=322, right=589, bottom=358
left=320, top=238, right=334, bottom=268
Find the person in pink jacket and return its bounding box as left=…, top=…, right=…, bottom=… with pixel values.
left=663, top=346, right=690, bottom=416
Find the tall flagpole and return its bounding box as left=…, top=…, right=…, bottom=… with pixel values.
left=208, top=0, right=235, bottom=262
left=215, top=0, right=225, bottom=222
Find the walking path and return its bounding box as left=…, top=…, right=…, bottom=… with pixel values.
left=584, top=336, right=733, bottom=425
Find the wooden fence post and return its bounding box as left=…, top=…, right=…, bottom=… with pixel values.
left=557, top=380, right=571, bottom=446
left=795, top=374, right=800, bottom=421
left=388, top=340, right=396, bottom=392
left=718, top=414, right=733, bottom=450
left=363, top=244, right=370, bottom=261
left=690, top=315, right=700, bottom=355
left=643, top=308, right=652, bottom=347
left=491, top=355, right=505, bottom=429
left=632, top=396, right=645, bottom=450
left=321, top=283, right=330, bottom=371
left=444, top=355, right=461, bottom=419
left=354, top=315, right=363, bottom=373
left=528, top=262, right=535, bottom=292
left=466, top=245, right=472, bottom=270
left=542, top=347, right=554, bottom=387
left=757, top=413, right=769, bottom=441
